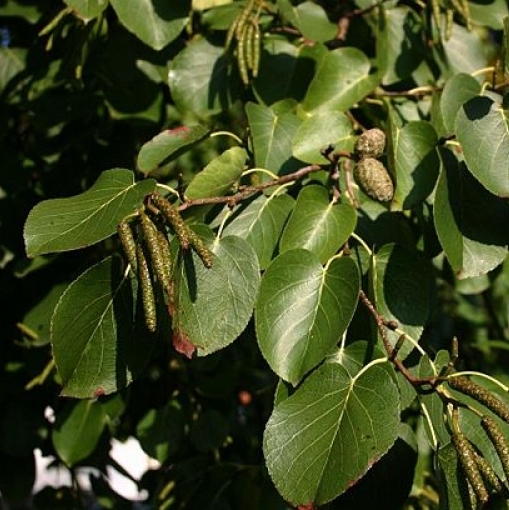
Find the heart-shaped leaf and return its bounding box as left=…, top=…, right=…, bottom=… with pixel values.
left=280, top=185, right=357, bottom=264
left=455, top=96, right=509, bottom=197
left=256, top=249, right=360, bottom=384
left=301, top=47, right=379, bottom=114
left=168, top=38, right=238, bottom=116
left=24, top=169, right=156, bottom=257
left=223, top=193, right=294, bottom=269
left=263, top=361, right=400, bottom=505
left=246, top=101, right=302, bottom=174
left=387, top=118, right=439, bottom=210
left=51, top=256, right=156, bottom=398
left=440, top=73, right=481, bottom=133
left=292, top=111, right=354, bottom=164
left=173, top=235, right=260, bottom=356
left=110, top=0, right=190, bottom=50
left=137, top=125, right=210, bottom=174
left=185, top=147, right=247, bottom=199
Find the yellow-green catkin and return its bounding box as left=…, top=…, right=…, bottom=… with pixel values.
left=187, top=229, right=214, bottom=269
left=117, top=220, right=138, bottom=272
left=137, top=243, right=157, bottom=333
left=150, top=193, right=190, bottom=249
left=156, top=227, right=172, bottom=293
left=473, top=449, right=503, bottom=493
left=140, top=212, right=168, bottom=289
left=452, top=432, right=489, bottom=506
left=448, top=376, right=509, bottom=424
left=481, top=416, right=509, bottom=484
left=252, top=24, right=260, bottom=77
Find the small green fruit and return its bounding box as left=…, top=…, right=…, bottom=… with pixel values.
left=353, top=158, right=394, bottom=202
left=355, top=128, right=386, bottom=159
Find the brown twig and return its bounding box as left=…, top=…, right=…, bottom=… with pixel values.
left=358, top=290, right=438, bottom=388
left=178, top=163, right=321, bottom=212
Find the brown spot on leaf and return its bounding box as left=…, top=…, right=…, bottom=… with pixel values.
left=173, top=330, right=196, bottom=359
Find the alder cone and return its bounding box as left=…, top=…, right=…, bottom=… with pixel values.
left=355, top=128, right=386, bottom=159
left=354, top=158, right=394, bottom=202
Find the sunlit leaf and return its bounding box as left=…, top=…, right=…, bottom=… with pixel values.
left=455, top=96, right=509, bottom=197
left=292, top=111, right=354, bottom=164
left=51, top=256, right=155, bottom=398
left=109, top=0, right=190, bottom=50
left=246, top=102, right=302, bottom=174
left=24, top=169, right=156, bottom=257
left=302, top=47, right=379, bottom=114
left=223, top=193, right=294, bottom=269
left=168, top=38, right=238, bottom=116
left=186, top=147, right=247, bottom=199
left=264, top=362, right=400, bottom=505
left=256, top=249, right=360, bottom=384
left=387, top=118, right=439, bottom=210
left=280, top=185, right=357, bottom=264
left=173, top=234, right=260, bottom=356
left=137, top=125, right=210, bottom=174
left=440, top=73, right=480, bottom=133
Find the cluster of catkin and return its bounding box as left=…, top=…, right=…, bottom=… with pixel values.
left=448, top=375, right=509, bottom=507
left=352, top=128, right=394, bottom=203
left=117, top=193, right=213, bottom=334
left=431, top=0, right=471, bottom=40
left=226, top=0, right=261, bottom=86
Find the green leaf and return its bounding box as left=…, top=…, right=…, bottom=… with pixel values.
left=52, top=400, right=107, bottom=466
left=256, top=250, right=360, bottom=384
left=168, top=38, right=238, bottom=116
left=440, top=23, right=487, bottom=76
left=377, top=6, right=424, bottom=85
left=64, top=0, right=108, bottom=20
left=292, top=111, right=354, bottom=164
left=372, top=244, right=432, bottom=355
left=434, top=148, right=509, bottom=278
left=263, top=362, right=400, bottom=505
left=440, top=73, right=481, bottom=133
left=51, top=256, right=156, bottom=398
left=280, top=185, right=357, bottom=264
left=24, top=169, right=156, bottom=258
left=21, top=283, right=67, bottom=346
left=0, top=48, right=26, bottom=94
left=253, top=41, right=322, bottom=106
left=418, top=352, right=451, bottom=448
left=137, top=125, right=210, bottom=174
left=302, top=47, right=379, bottom=114
left=455, top=96, right=509, bottom=197
left=186, top=147, right=247, bottom=199
left=173, top=235, right=260, bottom=356
left=137, top=401, right=184, bottom=463
left=223, top=193, right=295, bottom=269
left=246, top=102, right=302, bottom=174
left=279, top=0, right=337, bottom=43
left=469, top=0, right=508, bottom=29
left=437, top=443, right=465, bottom=510
left=387, top=119, right=439, bottom=210
left=109, top=0, right=190, bottom=50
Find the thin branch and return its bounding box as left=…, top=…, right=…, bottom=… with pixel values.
left=179, top=163, right=321, bottom=211
left=358, top=290, right=438, bottom=388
